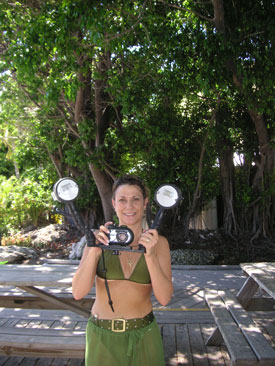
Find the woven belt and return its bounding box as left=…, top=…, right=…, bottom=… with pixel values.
left=90, top=311, right=154, bottom=332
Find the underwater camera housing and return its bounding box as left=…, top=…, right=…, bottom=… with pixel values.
left=107, top=225, right=134, bottom=246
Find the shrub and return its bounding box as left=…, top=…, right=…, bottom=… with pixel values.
left=1, top=233, right=32, bottom=247
left=170, top=249, right=217, bottom=265
left=0, top=171, right=53, bottom=233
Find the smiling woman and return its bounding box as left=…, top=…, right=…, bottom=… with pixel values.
left=72, top=175, right=173, bottom=366
left=112, top=183, right=148, bottom=228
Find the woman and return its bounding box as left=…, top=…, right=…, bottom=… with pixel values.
left=72, top=175, right=173, bottom=365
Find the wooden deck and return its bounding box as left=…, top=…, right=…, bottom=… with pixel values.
left=1, top=285, right=275, bottom=366
left=0, top=308, right=225, bottom=366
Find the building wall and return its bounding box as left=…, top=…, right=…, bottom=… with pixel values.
left=189, top=198, right=218, bottom=230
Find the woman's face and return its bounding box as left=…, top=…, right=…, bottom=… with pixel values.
left=112, top=184, right=148, bottom=227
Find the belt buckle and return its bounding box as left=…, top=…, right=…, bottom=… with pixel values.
left=111, top=318, right=126, bottom=332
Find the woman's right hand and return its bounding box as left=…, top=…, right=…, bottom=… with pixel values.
left=93, top=221, right=113, bottom=247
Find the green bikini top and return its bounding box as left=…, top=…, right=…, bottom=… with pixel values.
left=96, top=251, right=151, bottom=284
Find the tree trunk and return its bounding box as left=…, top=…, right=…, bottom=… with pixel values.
left=88, top=162, right=114, bottom=221
left=219, top=147, right=238, bottom=235
left=92, top=54, right=115, bottom=221
left=215, top=106, right=238, bottom=235
left=184, top=106, right=217, bottom=236
left=74, top=51, right=115, bottom=222
left=247, top=110, right=275, bottom=237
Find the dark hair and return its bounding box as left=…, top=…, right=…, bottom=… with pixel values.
left=112, top=175, right=148, bottom=199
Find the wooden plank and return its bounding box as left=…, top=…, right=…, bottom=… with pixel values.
left=0, top=344, right=84, bottom=359
left=2, top=319, right=22, bottom=328
left=0, top=295, right=93, bottom=311
left=0, top=285, right=95, bottom=297
left=241, top=263, right=275, bottom=300
left=18, top=286, right=90, bottom=318
left=255, top=319, right=275, bottom=348
left=35, top=358, right=56, bottom=366
left=168, top=288, right=204, bottom=309
left=241, top=263, right=275, bottom=275
left=220, top=289, right=275, bottom=365
left=202, top=324, right=228, bottom=366
left=0, top=356, right=25, bottom=366
left=0, top=308, right=88, bottom=322
left=17, top=357, right=38, bottom=366
left=39, top=320, right=55, bottom=329
left=66, top=359, right=84, bottom=366
left=251, top=274, right=275, bottom=301
left=0, top=264, right=78, bottom=271
left=246, top=297, right=275, bottom=311
left=175, top=324, right=193, bottom=365
left=0, top=306, right=213, bottom=325
left=44, top=259, right=80, bottom=265
left=0, top=328, right=85, bottom=359
left=51, top=359, right=70, bottom=366
left=170, top=297, right=205, bottom=310
left=0, top=356, right=12, bottom=366
left=236, top=276, right=259, bottom=309
left=0, top=318, right=10, bottom=327
left=0, top=264, right=78, bottom=287
left=74, top=321, right=87, bottom=331
left=0, top=284, right=95, bottom=292
left=162, top=324, right=177, bottom=366
left=155, top=310, right=213, bottom=324
left=28, top=319, right=42, bottom=328
left=13, top=319, right=31, bottom=328
left=188, top=324, right=209, bottom=366
left=205, top=289, right=257, bottom=365
left=0, top=327, right=85, bottom=337
left=206, top=327, right=223, bottom=347
left=51, top=320, right=66, bottom=329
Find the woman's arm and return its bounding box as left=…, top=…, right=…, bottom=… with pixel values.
left=72, top=246, right=101, bottom=300
left=141, top=231, right=173, bottom=306
left=72, top=222, right=112, bottom=300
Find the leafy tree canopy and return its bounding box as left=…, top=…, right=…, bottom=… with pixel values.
left=0, top=0, right=274, bottom=239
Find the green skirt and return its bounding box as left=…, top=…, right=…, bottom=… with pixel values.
left=85, top=316, right=165, bottom=366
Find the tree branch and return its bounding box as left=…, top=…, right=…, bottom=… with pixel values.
left=105, top=0, right=149, bottom=42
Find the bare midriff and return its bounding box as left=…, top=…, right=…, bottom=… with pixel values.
left=91, top=276, right=153, bottom=319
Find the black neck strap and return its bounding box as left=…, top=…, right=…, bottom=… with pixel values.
left=101, top=249, right=115, bottom=312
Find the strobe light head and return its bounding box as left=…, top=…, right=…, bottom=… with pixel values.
left=52, top=177, right=79, bottom=203
left=154, top=184, right=181, bottom=209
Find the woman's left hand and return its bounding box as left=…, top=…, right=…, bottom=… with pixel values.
left=139, top=229, right=159, bottom=256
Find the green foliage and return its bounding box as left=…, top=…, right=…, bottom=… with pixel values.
left=0, top=145, right=14, bottom=177
left=170, top=249, right=217, bottom=265
left=0, top=170, right=53, bottom=233
left=0, top=0, right=273, bottom=238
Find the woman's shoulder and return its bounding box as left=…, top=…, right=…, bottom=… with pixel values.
left=157, top=234, right=170, bottom=251
left=158, top=233, right=169, bottom=242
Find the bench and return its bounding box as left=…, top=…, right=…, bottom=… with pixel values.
left=0, top=327, right=85, bottom=358
left=0, top=308, right=86, bottom=359
left=0, top=289, right=94, bottom=312
left=0, top=285, right=94, bottom=313
left=204, top=289, right=275, bottom=366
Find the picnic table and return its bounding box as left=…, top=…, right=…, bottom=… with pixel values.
left=0, top=263, right=215, bottom=365
left=237, top=262, right=275, bottom=309
left=0, top=263, right=92, bottom=358
left=0, top=263, right=92, bottom=317
left=204, top=262, right=275, bottom=366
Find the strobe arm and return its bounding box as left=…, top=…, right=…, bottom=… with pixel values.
left=150, top=208, right=165, bottom=230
